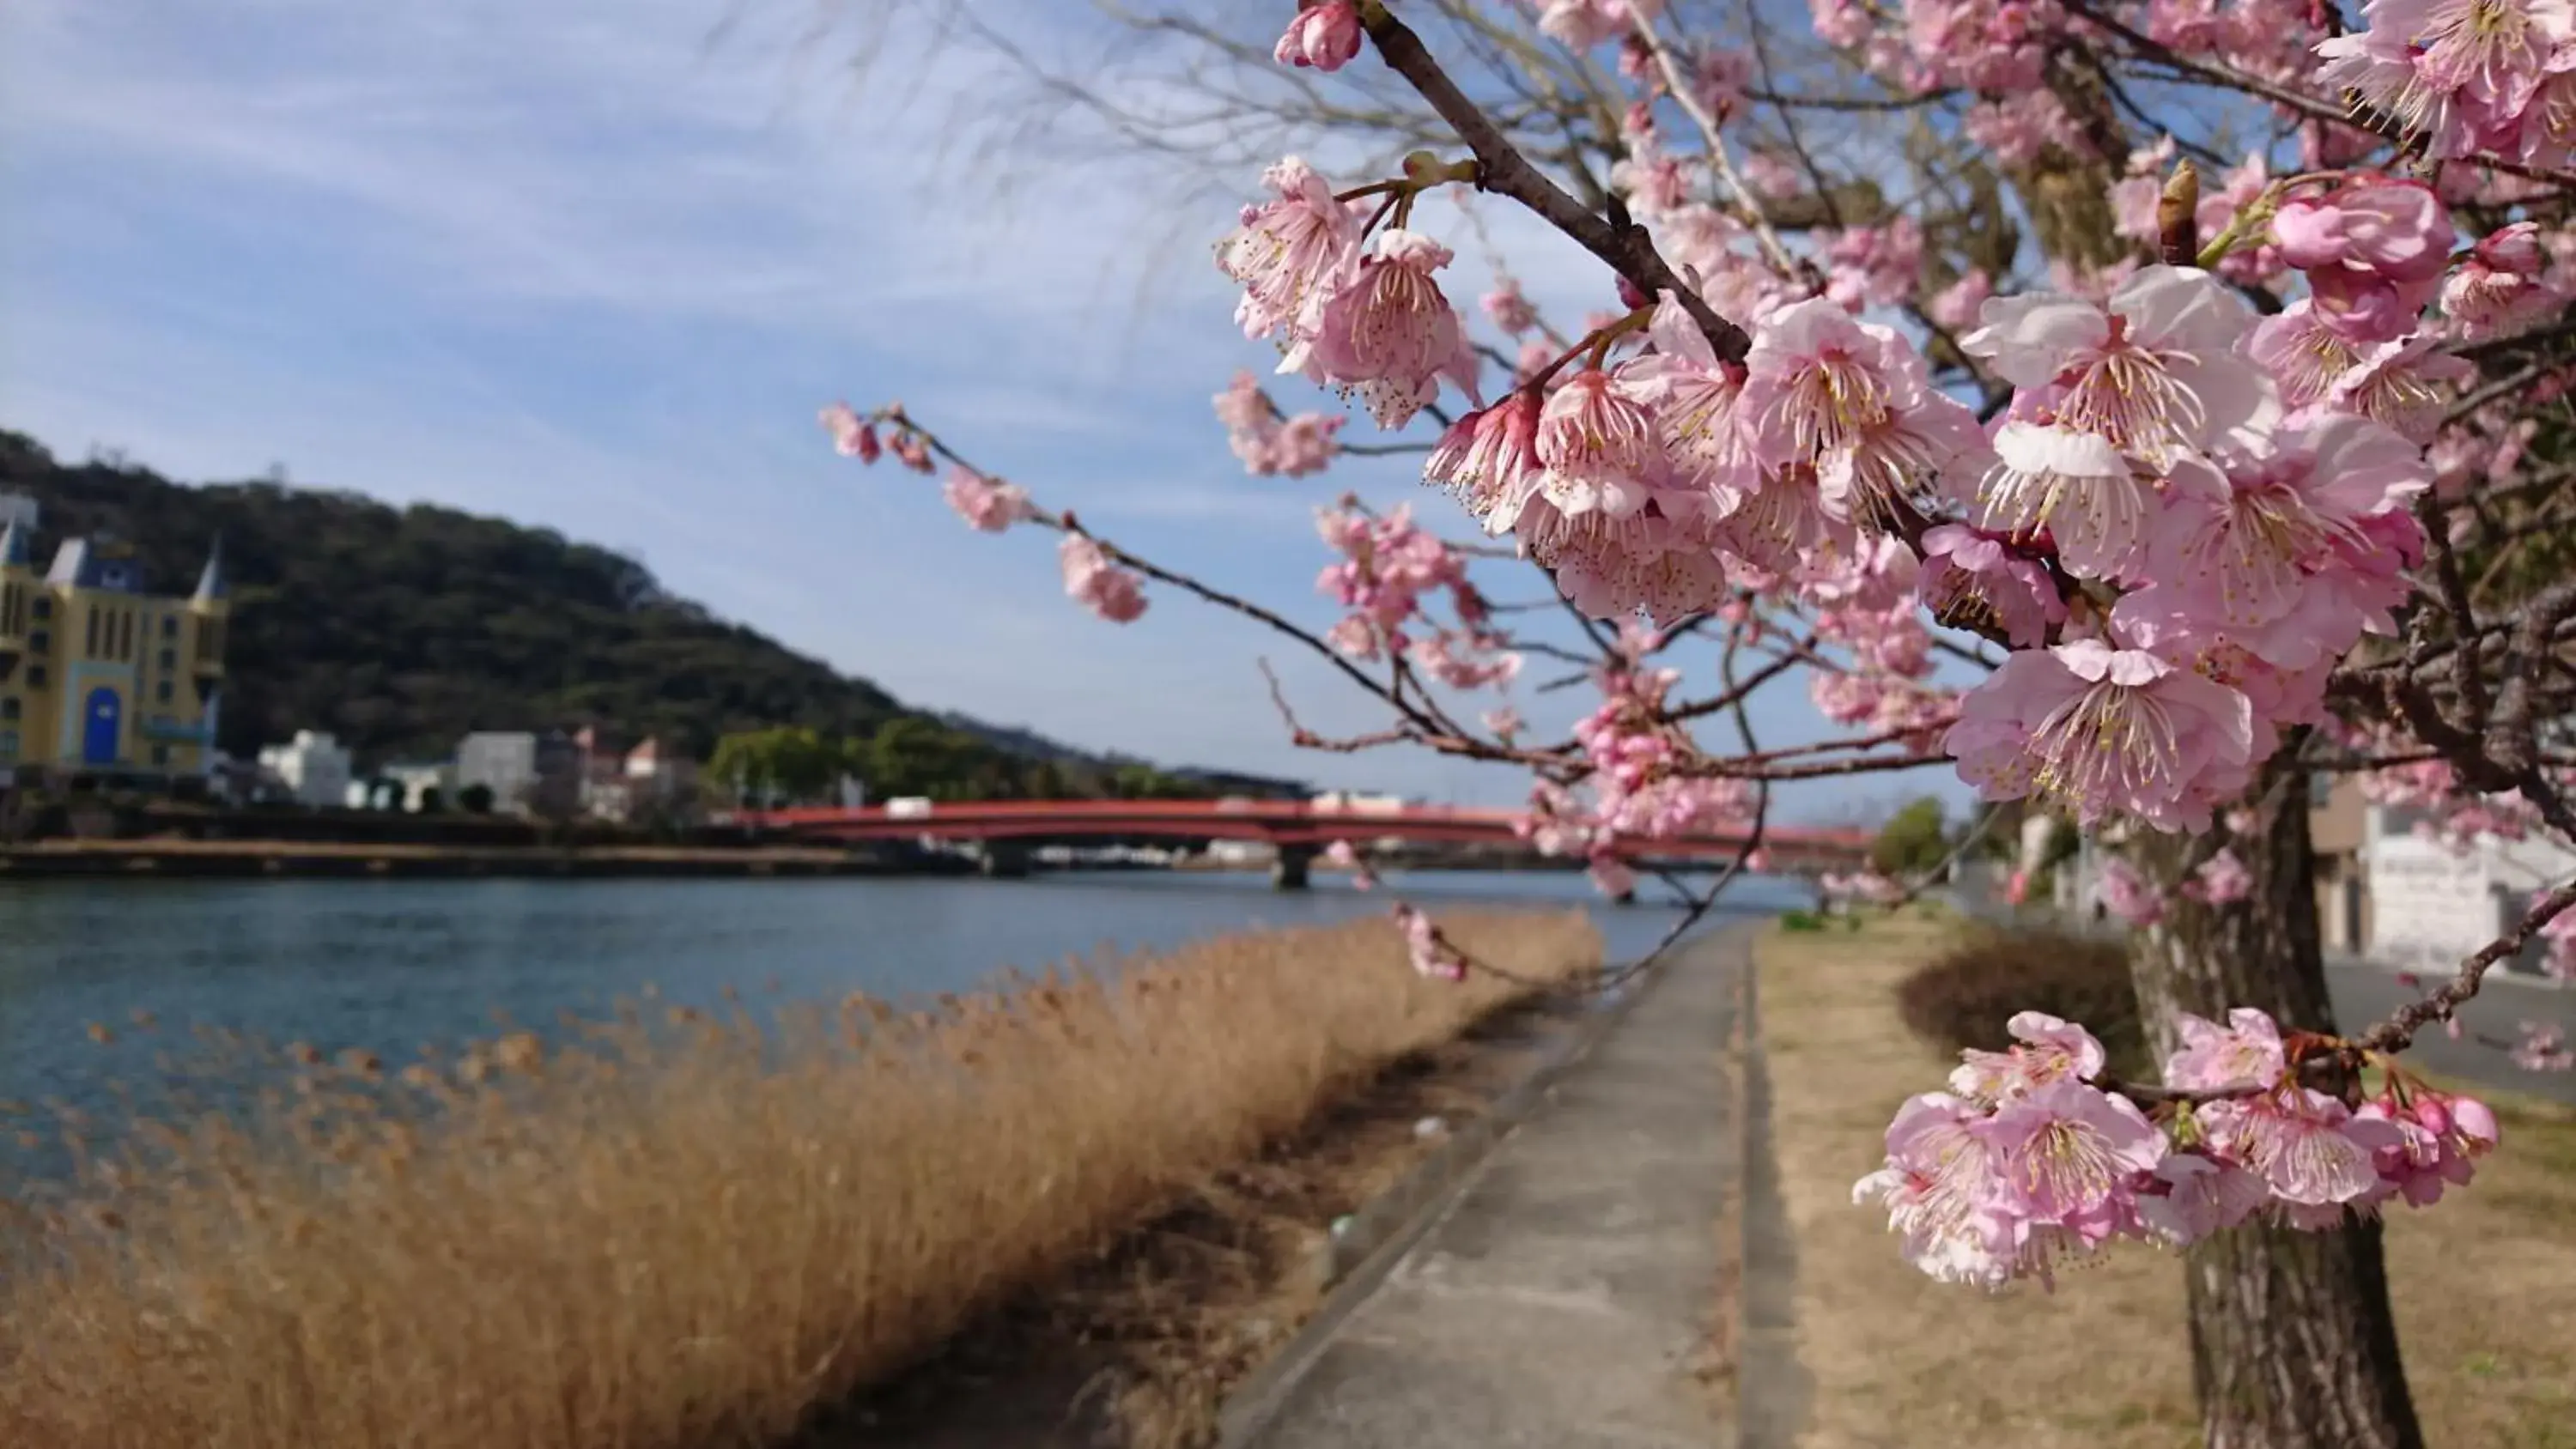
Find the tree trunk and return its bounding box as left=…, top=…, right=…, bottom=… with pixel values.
left=2127, top=769, right=2424, bottom=1449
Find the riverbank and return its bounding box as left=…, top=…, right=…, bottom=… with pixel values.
left=0, top=907, right=1605, bottom=1449
left=0, top=837, right=939, bottom=878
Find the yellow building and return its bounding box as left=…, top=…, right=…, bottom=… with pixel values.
left=0, top=513, right=228, bottom=779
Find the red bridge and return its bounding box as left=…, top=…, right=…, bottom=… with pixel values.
left=728, top=799, right=1873, bottom=887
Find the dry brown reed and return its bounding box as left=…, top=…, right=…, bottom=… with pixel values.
left=0, top=907, right=1601, bottom=1449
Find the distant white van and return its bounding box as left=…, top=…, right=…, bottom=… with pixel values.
left=884, top=797, right=935, bottom=820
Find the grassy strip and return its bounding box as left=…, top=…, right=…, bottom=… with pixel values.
left=0, top=908, right=1601, bottom=1449
left=1757, top=918, right=2576, bottom=1448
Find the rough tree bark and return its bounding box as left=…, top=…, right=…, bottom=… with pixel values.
left=2127, top=766, right=2424, bottom=1449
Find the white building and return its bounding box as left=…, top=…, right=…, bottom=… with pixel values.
left=458, top=731, right=534, bottom=807
left=1311, top=790, right=1409, bottom=815
left=2366, top=804, right=2576, bottom=975
left=256, top=731, right=353, bottom=808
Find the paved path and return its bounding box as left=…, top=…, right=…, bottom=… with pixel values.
left=2324, top=960, right=2576, bottom=1104
left=1229, top=929, right=1745, bottom=1449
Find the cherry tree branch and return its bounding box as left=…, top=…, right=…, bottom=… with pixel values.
left=1354, top=0, right=1754, bottom=361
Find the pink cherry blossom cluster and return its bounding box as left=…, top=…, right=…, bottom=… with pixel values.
left=1936, top=261, right=2435, bottom=833
left=1857, top=1009, right=2500, bottom=1288
left=1059, top=536, right=1149, bottom=623
left=2443, top=222, right=2562, bottom=340
left=2316, top=0, right=2576, bottom=167
left=1324, top=838, right=1382, bottom=891
left=1420, top=282, right=1993, bottom=632
left=1214, top=371, right=1346, bottom=477
left=1394, top=900, right=1470, bottom=981
left=1215, top=158, right=1481, bottom=430
left=2093, top=855, right=2166, bottom=926
left=1531, top=0, right=1664, bottom=52
left=941, top=467, right=1036, bottom=533
left=2348, top=752, right=2576, bottom=848
left=1820, top=218, right=1925, bottom=312
left=2514, top=1022, right=2575, bottom=1070
left=821, top=402, right=935, bottom=475
left=1516, top=654, right=1759, bottom=867
left=1312, top=503, right=1518, bottom=690
left=2178, top=847, right=2254, bottom=906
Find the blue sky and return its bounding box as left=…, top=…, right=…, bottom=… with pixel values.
left=0, top=0, right=1969, bottom=821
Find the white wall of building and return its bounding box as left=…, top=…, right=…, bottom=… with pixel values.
left=457, top=731, right=537, bottom=809
left=256, top=730, right=352, bottom=808
left=2366, top=807, right=2576, bottom=973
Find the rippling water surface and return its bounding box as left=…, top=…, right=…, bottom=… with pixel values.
left=0, top=868, right=1804, bottom=1157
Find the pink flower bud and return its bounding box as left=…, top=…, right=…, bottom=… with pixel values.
left=2475, top=221, right=2544, bottom=276
left=1273, top=0, right=1363, bottom=71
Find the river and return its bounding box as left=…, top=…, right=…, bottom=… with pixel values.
left=0, top=868, right=1806, bottom=1159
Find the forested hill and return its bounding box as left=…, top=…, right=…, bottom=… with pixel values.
left=0, top=430, right=1092, bottom=769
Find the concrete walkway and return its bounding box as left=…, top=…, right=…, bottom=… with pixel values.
left=1227, top=929, right=1746, bottom=1449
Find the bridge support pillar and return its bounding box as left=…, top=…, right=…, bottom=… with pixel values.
left=977, top=841, right=1033, bottom=879
left=1271, top=842, right=1316, bottom=891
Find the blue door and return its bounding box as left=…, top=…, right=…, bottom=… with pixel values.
left=82, top=688, right=121, bottom=766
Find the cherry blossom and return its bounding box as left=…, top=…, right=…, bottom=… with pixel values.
left=2166, top=1007, right=2289, bottom=1091
left=1394, top=901, right=1469, bottom=981
left=2136, top=1153, right=2271, bottom=1245
left=1947, top=639, right=2256, bottom=831
left=819, top=403, right=880, bottom=462
left=1215, top=371, right=1346, bottom=476
left=1588, top=853, right=1640, bottom=898
left=1853, top=1092, right=2020, bottom=1287
left=1968, top=422, right=2158, bottom=583
left=2314, top=0, right=2576, bottom=161
left=890, top=431, right=934, bottom=473
left=1291, top=227, right=1477, bottom=427
left=2273, top=175, right=2455, bottom=343
left=1981, top=1080, right=2167, bottom=1222
left=941, top=467, right=1035, bottom=533
left=1482, top=276, right=1540, bottom=334
left=1535, top=369, right=1662, bottom=517
left=1963, top=265, right=2278, bottom=467
left=1926, top=269, right=1994, bottom=330
left=1426, top=391, right=1548, bottom=529
left=2513, top=1022, right=2575, bottom=1070
left=2444, top=221, right=2561, bottom=339
left=1536, top=0, right=1662, bottom=51
left=1217, top=157, right=1363, bottom=346
left=1741, top=298, right=1984, bottom=530
left=2181, top=847, right=2254, bottom=905
left=1917, top=524, right=2067, bottom=646
left=2325, top=336, right=2475, bottom=444
left=1059, top=536, right=1149, bottom=622
left=2199, top=1088, right=2406, bottom=1211
left=1325, top=839, right=1382, bottom=891
left=2356, top=1087, right=2500, bottom=1205
left=2094, top=855, right=2167, bottom=926
left=2137, top=414, right=2429, bottom=640
left=1950, top=1012, right=2110, bottom=1102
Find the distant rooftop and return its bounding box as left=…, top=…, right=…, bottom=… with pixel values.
left=46, top=537, right=149, bottom=594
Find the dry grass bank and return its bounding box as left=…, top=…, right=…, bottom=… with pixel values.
left=1758, top=919, right=2576, bottom=1449
left=0, top=907, right=1601, bottom=1449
